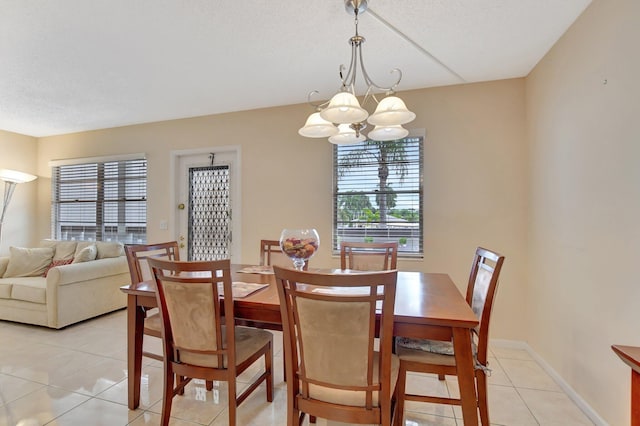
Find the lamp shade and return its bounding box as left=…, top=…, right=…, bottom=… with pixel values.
left=298, top=112, right=339, bottom=138
left=320, top=92, right=368, bottom=124
left=328, top=124, right=367, bottom=145
left=367, top=96, right=416, bottom=126
left=0, top=169, right=37, bottom=184
left=367, top=125, right=409, bottom=141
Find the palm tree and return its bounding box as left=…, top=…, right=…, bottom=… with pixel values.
left=338, top=193, right=373, bottom=223
left=338, top=139, right=409, bottom=226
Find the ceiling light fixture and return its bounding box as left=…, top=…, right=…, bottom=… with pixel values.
left=299, top=0, right=415, bottom=144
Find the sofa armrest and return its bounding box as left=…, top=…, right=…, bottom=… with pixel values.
left=0, top=257, right=8, bottom=277
left=46, top=256, right=129, bottom=287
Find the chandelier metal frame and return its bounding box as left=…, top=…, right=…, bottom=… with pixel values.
left=299, top=0, right=415, bottom=144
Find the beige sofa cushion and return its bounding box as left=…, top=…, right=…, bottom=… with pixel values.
left=0, top=282, right=11, bottom=299
left=9, top=277, right=47, bottom=304
left=96, top=241, right=125, bottom=259
left=3, top=247, right=55, bottom=278
left=40, top=240, right=78, bottom=261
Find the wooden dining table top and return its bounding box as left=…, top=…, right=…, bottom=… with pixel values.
left=120, top=264, right=479, bottom=330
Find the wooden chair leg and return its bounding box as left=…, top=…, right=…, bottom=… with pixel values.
left=382, top=397, right=392, bottom=426
left=228, top=378, right=237, bottom=425
left=178, top=375, right=186, bottom=395
left=283, top=353, right=287, bottom=382
left=161, top=367, right=175, bottom=426
left=266, top=346, right=274, bottom=401
left=477, top=371, right=490, bottom=426
left=394, top=363, right=407, bottom=426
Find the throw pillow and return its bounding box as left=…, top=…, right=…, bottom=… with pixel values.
left=72, top=244, right=97, bottom=263
left=43, top=258, right=74, bottom=277
left=40, top=239, right=78, bottom=261
left=96, top=241, right=125, bottom=259
left=3, top=247, right=55, bottom=278
left=74, top=241, right=94, bottom=257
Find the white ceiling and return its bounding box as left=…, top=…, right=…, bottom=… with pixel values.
left=0, top=0, right=592, bottom=138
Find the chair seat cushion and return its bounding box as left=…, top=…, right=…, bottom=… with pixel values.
left=178, top=326, right=272, bottom=368
left=395, top=337, right=479, bottom=367
left=396, top=337, right=456, bottom=355
left=305, top=352, right=399, bottom=407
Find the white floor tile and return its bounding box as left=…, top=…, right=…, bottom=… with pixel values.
left=0, top=374, right=45, bottom=407
left=0, top=311, right=597, bottom=425
left=518, top=388, right=595, bottom=425
left=0, top=386, right=89, bottom=426
left=46, top=397, right=142, bottom=425
left=499, top=358, right=562, bottom=391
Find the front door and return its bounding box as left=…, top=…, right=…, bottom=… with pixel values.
left=174, top=148, right=240, bottom=261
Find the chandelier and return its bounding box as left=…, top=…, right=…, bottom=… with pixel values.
left=298, top=0, right=415, bottom=144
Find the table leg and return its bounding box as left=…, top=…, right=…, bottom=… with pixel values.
left=127, top=295, right=144, bottom=410
left=632, top=370, right=640, bottom=426
left=453, top=327, right=478, bottom=426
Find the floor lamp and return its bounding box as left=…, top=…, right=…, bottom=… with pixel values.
left=0, top=169, right=38, bottom=243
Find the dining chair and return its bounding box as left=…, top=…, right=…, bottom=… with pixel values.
left=273, top=265, right=399, bottom=426
left=259, top=239, right=307, bottom=269
left=148, top=257, right=274, bottom=426
left=393, top=247, right=505, bottom=426
left=340, top=241, right=398, bottom=271
left=124, top=241, right=181, bottom=362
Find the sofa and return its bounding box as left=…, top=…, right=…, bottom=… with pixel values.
left=0, top=239, right=131, bottom=329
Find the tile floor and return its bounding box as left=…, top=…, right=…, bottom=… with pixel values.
left=0, top=310, right=595, bottom=425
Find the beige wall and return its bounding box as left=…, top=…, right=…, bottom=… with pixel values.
left=35, top=79, right=528, bottom=340
left=526, top=0, right=639, bottom=423
left=0, top=130, right=39, bottom=255
left=8, top=0, right=638, bottom=421
left=7, top=0, right=634, bottom=422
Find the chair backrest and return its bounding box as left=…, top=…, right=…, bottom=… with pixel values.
left=259, top=239, right=307, bottom=269
left=273, top=265, right=397, bottom=421
left=340, top=241, right=398, bottom=271
left=148, top=258, right=236, bottom=370
left=466, top=247, right=505, bottom=364
left=125, top=241, right=180, bottom=284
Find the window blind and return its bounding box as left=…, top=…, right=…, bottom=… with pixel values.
left=51, top=158, right=147, bottom=243
left=333, top=136, right=423, bottom=256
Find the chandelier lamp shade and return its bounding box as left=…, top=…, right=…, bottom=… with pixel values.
left=298, top=0, right=416, bottom=144
left=329, top=124, right=367, bottom=145
left=0, top=169, right=38, bottom=243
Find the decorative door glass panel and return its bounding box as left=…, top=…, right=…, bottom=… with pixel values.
left=188, top=165, right=230, bottom=260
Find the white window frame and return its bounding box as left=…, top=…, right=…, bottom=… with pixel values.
left=333, top=133, right=424, bottom=257
left=50, top=154, right=147, bottom=243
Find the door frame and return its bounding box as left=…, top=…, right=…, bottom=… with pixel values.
left=169, top=145, right=242, bottom=262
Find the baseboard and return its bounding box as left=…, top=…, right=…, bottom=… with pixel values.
left=490, top=339, right=608, bottom=426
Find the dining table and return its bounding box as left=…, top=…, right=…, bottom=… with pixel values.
left=120, top=264, right=481, bottom=426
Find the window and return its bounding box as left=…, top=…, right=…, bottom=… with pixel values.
left=51, top=156, right=147, bottom=243
left=333, top=136, right=423, bottom=256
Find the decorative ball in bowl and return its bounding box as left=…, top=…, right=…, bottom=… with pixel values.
left=279, top=228, right=320, bottom=270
